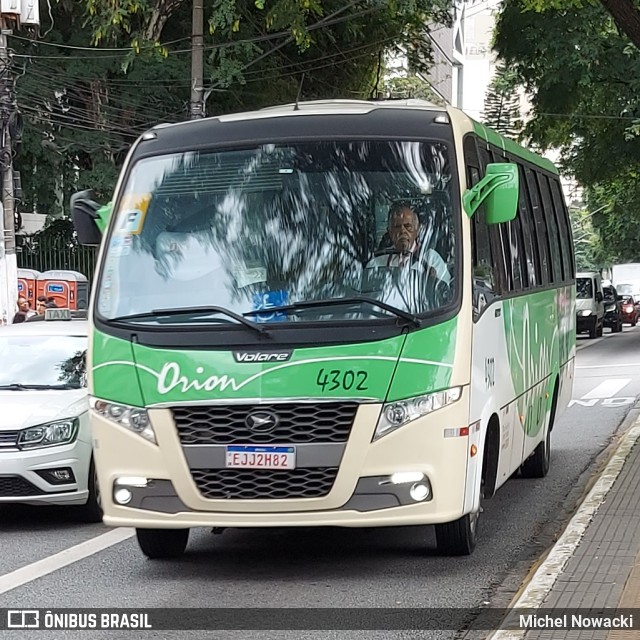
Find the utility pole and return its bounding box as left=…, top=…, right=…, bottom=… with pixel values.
left=0, top=13, right=15, bottom=324
left=190, top=0, right=204, bottom=119
left=0, top=1, right=38, bottom=324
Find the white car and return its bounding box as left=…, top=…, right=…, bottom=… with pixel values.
left=0, top=312, right=100, bottom=521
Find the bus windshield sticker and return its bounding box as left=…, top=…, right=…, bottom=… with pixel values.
left=119, top=209, right=145, bottom=235
left=233, top=267, right=267, bottom=288
left=251, top=290, right=289, bottom=323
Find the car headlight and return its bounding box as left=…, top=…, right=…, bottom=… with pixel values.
left=18, top=418, right=79, bottom=450
left=579, top=310, right=592, bottom=316
left=90, top=398, right=156, bottom=444
left=605, top=305, right=616, bottom=312
left=373, top=387, right=463, bottom=441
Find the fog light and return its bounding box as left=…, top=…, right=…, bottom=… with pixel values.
left=410, top=482, right=431, bottom=501
left=114, top=487, right=132, bottom=505
left=35, top=467, right=76, bottom=485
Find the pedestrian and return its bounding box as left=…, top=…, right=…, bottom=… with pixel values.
left=15, top=297, right=36, bottom=320
left=12, top=311, right=26, bottom=324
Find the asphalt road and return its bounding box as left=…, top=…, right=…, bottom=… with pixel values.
left=2, top=325, right=640, bottom=640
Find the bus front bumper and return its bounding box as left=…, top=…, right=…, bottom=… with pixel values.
left=93, top=394, right=481, bottom=529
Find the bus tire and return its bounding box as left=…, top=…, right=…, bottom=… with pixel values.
left=136, top=528, right=190, bottom=559
left=77, top=457, right=103, bottom=523
left=521, top=383, right=557, bottom=479
left=435, top=511, right=478, bottom=556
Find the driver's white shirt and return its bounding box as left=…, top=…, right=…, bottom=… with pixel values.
left=366, top=244, right=451, bottom=286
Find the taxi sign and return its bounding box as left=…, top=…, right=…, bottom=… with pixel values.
left=45, top=308, right=72, bottom=321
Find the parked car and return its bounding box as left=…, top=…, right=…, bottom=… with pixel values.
left=576, top=271, right=604, bottom=338
left=603, top=284, right=623, bottom=333
left=619, top=295, right=639, bottom=326
left=0, top=309, right=100, bottom=521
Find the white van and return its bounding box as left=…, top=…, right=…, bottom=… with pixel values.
left=576, top=271, right=604, bottom=338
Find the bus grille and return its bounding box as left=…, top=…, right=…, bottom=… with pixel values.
left=172, top=403, right=357, bottom=444
left=191, top=468, right=338, bottom=500
left=0, top=476, right=45, bottom=497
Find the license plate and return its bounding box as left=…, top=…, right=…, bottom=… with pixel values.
left=225, top=445, right=296, bottom=470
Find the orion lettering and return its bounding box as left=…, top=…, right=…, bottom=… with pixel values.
left=157, top=362, right=239, bottom=394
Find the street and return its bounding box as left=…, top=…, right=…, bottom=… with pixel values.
left=1, top=326, right=639, bottom=640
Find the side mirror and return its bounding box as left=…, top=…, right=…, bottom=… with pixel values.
left=70, top=190, right=112, bottom=246
left=596, top=292, right=603, bottom=303
left=463, top=163, right=519, bottom=224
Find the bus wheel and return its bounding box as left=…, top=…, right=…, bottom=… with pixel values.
left=520, top=426, right=551, bottom=479
left=136, top=528, right=190, bottom=559
left=435, top=511, right=478, bottom=556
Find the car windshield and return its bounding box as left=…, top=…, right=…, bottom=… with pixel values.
left=577, top=278, right=593, bottom=299
left=617, top=283, right=634, bottom=296
left=0, top=334, right=87, bottom=389
left=97, top=140, right=457, bottom=325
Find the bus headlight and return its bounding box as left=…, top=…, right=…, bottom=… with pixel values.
left=90, top=398, right=156, bottom=444
left=373, top=387, right=463, bottom=441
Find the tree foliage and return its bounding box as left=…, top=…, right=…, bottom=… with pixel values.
left=521, top=0, right=640, bottom=52
left=493, top=0, right=640, bottom=259
left=12, top=0, right=453, bottom=220
left=481, top=60, right=522, bottom=139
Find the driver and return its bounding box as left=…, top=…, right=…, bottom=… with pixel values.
left=366, top=203, right=450, bottom=287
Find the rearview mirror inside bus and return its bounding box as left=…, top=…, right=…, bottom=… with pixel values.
left=70, top=190, right=112, bottom=246
left=462, top=162, right=519, bottom=224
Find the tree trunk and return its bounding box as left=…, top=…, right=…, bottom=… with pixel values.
left=600, top=0, right=640, bottom=50
left=145, top=0, right=186, bottom=42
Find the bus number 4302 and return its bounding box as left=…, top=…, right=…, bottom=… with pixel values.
left=316, top=368, right=368, bottom=392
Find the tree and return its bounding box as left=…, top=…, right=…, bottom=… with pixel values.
left=481, top=61, right=522, bottom=139
left=13, top=0, right=455, bottom=218
left=493, top=0, right=640, bottom=258
left=523, top=0, right=640, bottom=52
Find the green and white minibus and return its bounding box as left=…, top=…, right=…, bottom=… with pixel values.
left=71, top=99, right=576, bottom=558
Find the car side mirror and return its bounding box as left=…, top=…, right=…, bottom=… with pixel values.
left=596, top=292, right=603, bottom=303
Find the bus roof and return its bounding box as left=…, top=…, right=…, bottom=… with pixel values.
left=145, top=98, right=558, bottom=174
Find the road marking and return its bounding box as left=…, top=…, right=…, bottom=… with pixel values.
left=488, top=421, right=640, bottom=640
left=581, top=379, right=631, bottom=399
left=577, top=363, right=640, bottom=369
left=576, top=337, right=605, bottom=352
left=0, top=528, right=134, bottom=596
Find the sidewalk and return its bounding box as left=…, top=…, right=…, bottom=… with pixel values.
left=490, top=414, right=640, bottom=640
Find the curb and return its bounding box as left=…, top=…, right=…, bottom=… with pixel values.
left=485, top=419, right=640, bottom=640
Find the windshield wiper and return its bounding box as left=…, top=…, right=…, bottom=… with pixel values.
left=0, top=383, right=78, bottom=391
left=243, top=296, right=422, bottom=328
left=112, top=306, right=271, bottom=337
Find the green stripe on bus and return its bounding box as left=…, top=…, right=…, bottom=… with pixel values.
left=471, top=120, right=558, bottom=174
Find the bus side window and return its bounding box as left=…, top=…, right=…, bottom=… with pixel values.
left=517, top=164, right=541, bottom=288
left=464, top=136, right=498, bottom=316
left=478, top=144, right=511, bottom=295
left=537, top=173, right=563, bottom=283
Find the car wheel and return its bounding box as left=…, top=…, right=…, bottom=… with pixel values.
left=77, top=457, right=103, bottom=523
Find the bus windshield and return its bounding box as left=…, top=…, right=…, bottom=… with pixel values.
left=97, top=140, right=457, bottom=325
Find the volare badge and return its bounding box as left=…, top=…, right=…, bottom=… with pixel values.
left=233, top=351, right=292, bottom=363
